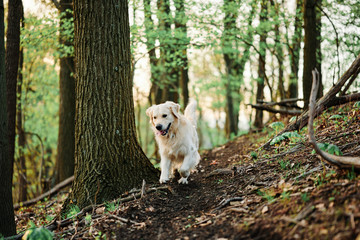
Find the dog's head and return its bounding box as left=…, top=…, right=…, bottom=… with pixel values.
left=146, top=101, right=180, bottom=136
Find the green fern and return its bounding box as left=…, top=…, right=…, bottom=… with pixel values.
left=270, top=131, right=302, bottom=145
left=312, top=143, right=343, bottom=156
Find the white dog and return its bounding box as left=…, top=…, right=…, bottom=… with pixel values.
left=146, top=99, right=201, bottom=184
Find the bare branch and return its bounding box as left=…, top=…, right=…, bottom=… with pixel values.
left=308, top=69, right=360, bottom=169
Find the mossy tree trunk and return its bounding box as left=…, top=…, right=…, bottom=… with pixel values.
left=63, top=0, right=159, bottom=212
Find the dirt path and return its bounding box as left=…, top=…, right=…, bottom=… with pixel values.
left=15, top=104, right=360, bottom=239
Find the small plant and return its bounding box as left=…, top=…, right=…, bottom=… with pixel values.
left=347, top=166, right=356, bottom=181
left=270, top=131, right=302, bottom=145
left=105, top=201, right=119, bottom=213
left=269, top=121, right=285, bottom=133
left=353, top=101, right=360, bottom=108
left=217, top=179, right=224, bottom=184
left=257, top=190, right=275, bottom=203
left=301, top=193, right=310, bottom=203
left=250, top=151, right=258, bottom=159
left=66, top=205, right=80, bottom=219
left=312, top=143, right=343, bottom=156
left=281, top=190, right=290, bottom=200
left=23, top=222, right=53, bottom=240
left=329, top=114, right=343, bottom=120
left=85, top=213, right=92, bottom=226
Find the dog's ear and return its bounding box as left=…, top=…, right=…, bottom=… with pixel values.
left=166, top=101, right=180, bottom=119
left=146, top=106, right=153, bottom=118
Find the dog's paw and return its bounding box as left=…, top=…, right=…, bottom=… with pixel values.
left=178, top=177, right=188, bottom=184
left=159, top=178, right=169, bottom=184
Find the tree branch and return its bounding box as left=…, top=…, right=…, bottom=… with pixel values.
left=308, top=69, right=360, bottom=169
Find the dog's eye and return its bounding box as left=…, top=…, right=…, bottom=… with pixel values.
left=153, top=116, right=157, bottom=119
left=162, top=114, right=167, bottom=118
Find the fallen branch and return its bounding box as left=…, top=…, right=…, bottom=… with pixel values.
left=213, top=197, right=244, bottom=211
left=308, top=69, right=360, bottom=169
left=14, top=175, right=74, bottom=210
left=248, top=104, right=302, bottom=115
left=262, top=53, right=360, bottom=150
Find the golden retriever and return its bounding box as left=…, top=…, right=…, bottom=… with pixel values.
left=146, top=99, right=200, bottom=184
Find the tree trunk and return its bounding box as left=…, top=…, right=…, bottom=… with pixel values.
left=0, top=0, right=17, bottom=236
left=63, top=0, right=159, bottom=212
left=5, top=0, right=22, bottom=189
left=17, top=29, right=27, bottom=202
left=288, top=0, right=302, bottom=99
left=55, top=0, right=75, bottom=184
left=303, top=0, right=322, bottom=108
left=254, top=0, right=268, bottom=129
left=174, top=0, right=189, bottom=107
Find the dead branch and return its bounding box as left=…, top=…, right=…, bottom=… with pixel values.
left=308, top=69, right=360, bottom=169
left=257, top=98, right=303, bottom=109
left=213, top=197, right=244, bottom=211
left=261, top=53, right=360, bottom=150
left=14, top=175, right=74, bottom=210
left=248, top=104, right=302, bottom=115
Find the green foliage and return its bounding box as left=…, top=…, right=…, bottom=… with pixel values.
left=269, top=121, right=285, bottom=132
left=301, top=193, right=310, bottom=203
left=257, top=189, right=275, bottom=203
left=65, top=205, right=80, bottom=219
left=250, top=151, right=258, bottom=159
left=311, top=143, right=343, bottom=156
left=353, top=101, right=360, bottom=108
left=270, top=131, right=302, bottom=145
left=105, top=201, right=119, bottom=213
left=24, top=222, right=53, bottom=240
left=329, top=114, right=343, bottom=120
left=347, top=166, right=356, bottom=181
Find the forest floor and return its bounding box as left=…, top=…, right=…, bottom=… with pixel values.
left=15, top=102, right=360, bottom=240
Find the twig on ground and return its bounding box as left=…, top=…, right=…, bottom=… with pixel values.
left=293, top=166, right=323, bottom=181
left=213, top=197, right=244, bottom=211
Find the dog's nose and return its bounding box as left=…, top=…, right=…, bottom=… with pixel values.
left=156, top=124, right=163, bottom=130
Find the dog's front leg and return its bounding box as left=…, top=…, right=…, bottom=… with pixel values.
left=159, top=156, right=171, bottom=184
left=178, top=154, right=192, bottom=184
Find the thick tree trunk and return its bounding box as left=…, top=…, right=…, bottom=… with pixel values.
left=5, top=0, right=22, bottom=187
left=0, top=0, right=17, bottom=236
left=55, top=0, right=75, bottom=184
left=63, top=0, right=159, bottom=212
left=254, top=0, right=267, bottom=129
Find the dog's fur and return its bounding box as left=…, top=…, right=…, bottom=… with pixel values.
left=146, top=99, right=200, bottom=184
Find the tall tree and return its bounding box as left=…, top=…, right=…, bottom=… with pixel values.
left=174, top=0, right=190, bottom=107
left=254, top=0, right=268, bottom=129
left=288, top=0, right=302, bottom=98
left=5, top=0, right=22, bottom=190
left=55, top=0, right=75, bottom=184
left=63, top=0, right=159, bottom=211
left=0, top=0, right=17, bottom=236
left=303, top=0, right=322, bottom=108
left=17, top=11, right=26, bottom=202
left=222, top=0, right=256, bottom=137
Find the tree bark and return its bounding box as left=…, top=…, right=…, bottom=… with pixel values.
left=63, top=0, right=159, bottom=212
left=303, top=0, right=322, bottom=108
left=17, top=27, right=27, bottom=203
left=254, top=0, right=268, bottom=129
left=288, top=0, right=302, bottom=99
left=0, top=0, right=17, bottom=236
left=55, top=0, right=75, bottom=184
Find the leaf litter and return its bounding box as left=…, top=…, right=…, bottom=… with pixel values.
left=14, top=103, right=360, bottom=239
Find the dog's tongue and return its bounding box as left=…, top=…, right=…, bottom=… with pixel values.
left=156, top=130, right=165, bottom=136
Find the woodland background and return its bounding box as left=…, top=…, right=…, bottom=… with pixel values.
left=1, top=0, right=359, bottom=230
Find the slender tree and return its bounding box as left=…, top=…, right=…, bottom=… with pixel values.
left=55, top=0, right=75, bottom=184
left=0, top=0, right=17, bottom=236
left=303, top=0, right=322, bottom=108
left=288, top=0, right=302, bottom=98
left=254, top=0, right=268, bottom=129
left=63, top=0, right=159, bottom=212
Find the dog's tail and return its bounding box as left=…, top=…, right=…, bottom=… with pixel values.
left=184, top=98, right=197, bottom=127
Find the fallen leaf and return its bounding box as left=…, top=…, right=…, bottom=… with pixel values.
left=262, top=206, right=269, bottom=214
left=96, top=207, right=105, bottom=214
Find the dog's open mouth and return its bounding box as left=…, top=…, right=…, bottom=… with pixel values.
left=157, top=123, right=171, bottom=136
